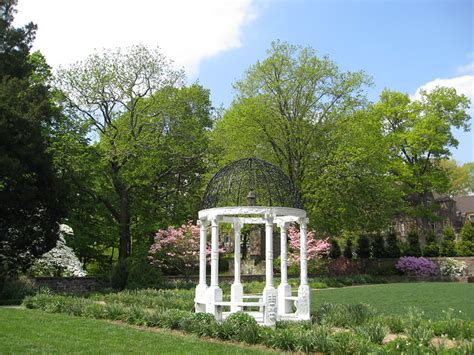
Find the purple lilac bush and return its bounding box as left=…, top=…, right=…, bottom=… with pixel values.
left=396, top=256, right=439, bottom=277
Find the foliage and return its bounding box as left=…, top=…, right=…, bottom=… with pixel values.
left=313, top=302, right=375, bottom=327
left=329, top=238, right=341, bottom=259
left=355, top=234, right=371, bottom=258
left=395, top=256, right=438, bottom=277
left=55, top=45, right=212, bottom=262
left=125, top=242, right=164, bottom=289
left=385, top=230, right=401, bottom=258
left=439, top=159, right=474, bottom=195
left=287, top=225, right=330, bottom=265
left=355, top=322, right=388, bottom=344
left=148, top=221, right=224, bottom=277
left=29, top=224, right=86, bottom=277
left=456, top=220, right=474, bottom=256
left=0, top=0, right=65, bottom=276
left=440, top=226, right=457, bottom=256
left=405, top=230, right=422, bottom=256
left=373, top=88, right=471, bottom=234
left=0, top=275, right=38, bottom=304
left=371, top=234, right=386, bottom=258
left=343, top=238, right=353, bottom=259
left=438, top=258, right=467, bottom=278
left=110, top=260, right=128, bottom=290
left=423, top=231, right=440, bottom=257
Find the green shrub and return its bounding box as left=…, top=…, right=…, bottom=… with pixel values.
left=110, top=260, right=129, bottom=290
left=179, top=312, right=216, bottom=337
left=83, top=302, right=106, bottom=319
left=313, top=303, right=375, bottom=328
left=329, top=238, right=342, bottom=259
left=143, top=309, right=166, bottom=327
left=126, top=305, right=149, bottom=326
left=310, top=325, right=332, bottom=353
left=104, top=302, right=128, bottom=321
left=356, top=234, right=371, bottom=258
left=440, top=226, right=457, bottom=257
left=432, top=309, right=474, bottom=340
left=406, top=231, right=422, bottom=257
left=371, top=234, right=386, bottom=258
left=161, top=309, right=191, bottom=330
left=406, top=323, right=434, bottom=346
left=265, top=328, right=297, bottom=351
left=126, top=243, right=164, bottom=289
left=220, top=312, right=260, bottom=344
left=456, top=220, right=474, bottom=256
left=0, top=276, right=38, bottom=304
left=343, top=239, right=353, bottom=259
left=383, top=315, right=405, bottom=334
left=356, top=322, right=387, bottom=344
left=385, top=230, right=401, bottom=258
left=383, top=337, right=434, bottom=354
left=423, top=231, right=439, bottom=257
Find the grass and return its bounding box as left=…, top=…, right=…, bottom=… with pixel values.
left=311, top=282, right=474, bottom=320
left=0, top=308, right=273, bottom=354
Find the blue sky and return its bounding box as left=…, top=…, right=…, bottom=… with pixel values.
left=198, top=0, right=473, bottom=163
left=16, top=0, right=473, bottom=163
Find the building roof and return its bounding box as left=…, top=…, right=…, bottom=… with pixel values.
left=453, top=195, right=474, bottom=214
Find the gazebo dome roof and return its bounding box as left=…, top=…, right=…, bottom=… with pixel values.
left=202, top=157, right=302, bottom=209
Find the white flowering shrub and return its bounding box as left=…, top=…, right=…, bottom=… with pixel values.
left=29, top=224, right=87, bottom=277
left=439, top=258, right=467, bottom=278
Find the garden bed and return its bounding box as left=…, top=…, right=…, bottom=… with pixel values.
left=21, top=286, right=474, bottom=353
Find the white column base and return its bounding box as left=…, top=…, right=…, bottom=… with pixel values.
left=277, top=283, right=292, bottom=316
left=195, top=284, right=208, bottom=312
left=206, top=286, right=223, bottom=321
left=263, top=286, right=277, bottom=326
left=296, top=284, right=311, bottom=320
left=230, top=283, right=244, bottom=313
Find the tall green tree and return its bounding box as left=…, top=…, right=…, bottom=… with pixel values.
left=438, top=160, right=473, bottom=196
left=0, top=0, right=65, bottom=275
left=232, top=40, right=371, bottom=193
left=56, top=48, right=212, bottom=261
left=373, top=88, right=471, bottom=232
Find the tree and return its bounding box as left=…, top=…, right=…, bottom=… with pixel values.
left=329, top=238, right=341, bottom=259
left=55, top=46, right=212, bottom=261
left=439, top=160, right=473, bottom=196
left=0, top=0, right=65, bottom=276
left=355, top=234, right=371, bottom=258
left=371, top=234, right=386, bottom=258
left=456, top=220, right=474, bottom=256
left=343, top=239, right=353, bottom=259
left=440, top=226, right=457, bottom=257
left=385, top=230, right=401, bottom=258
left=232, top=40, right=371, bottom=194
left=423, top=231, right=440, bottom=257
left=406, top=231, right=421, bottom=257
left=373, top=88, right=471, bottom=233
left=148, top=222, right=224, bottom=278
left=29, top=224, right=86, bottom=277
left=287, top=225, right=331, bottom=265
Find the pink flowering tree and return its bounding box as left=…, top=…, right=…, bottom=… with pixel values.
left=287, top=224, right=331, bottom=266
left=148, top=221, right=224, bottom=277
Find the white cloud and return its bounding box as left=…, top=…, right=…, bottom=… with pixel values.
left=413, top=75, right=474, bottom=104
left=457, top=62, right=474, bottom=75
left=14, top=0, right=258, bottom=76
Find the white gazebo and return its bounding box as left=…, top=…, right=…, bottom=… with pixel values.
left=194, top=158, right=310, bottom=326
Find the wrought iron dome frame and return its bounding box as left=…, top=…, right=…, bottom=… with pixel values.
left=202, top=157, right=302, bottom=209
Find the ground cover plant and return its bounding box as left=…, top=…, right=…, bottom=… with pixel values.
left=21, top=283, right=474, bottom=353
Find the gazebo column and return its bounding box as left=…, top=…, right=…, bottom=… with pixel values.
left=277, top=222, right=291, bottom=315
left=297, top=217, right=310, bottom=320
left=263, top=214, right=277, bottom=326
left=195, top=219, right=208, bottom=312
left=231, top=220, right=243, bottom=312
left=206, top=217, right=222, bottom=319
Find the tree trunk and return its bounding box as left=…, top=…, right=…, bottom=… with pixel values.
left=118, top=188, right=131, bottom=260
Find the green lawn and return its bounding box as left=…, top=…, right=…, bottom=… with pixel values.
left=311, top=282, right=474, bottom=320
left=0, top=308, right=272, bottom=354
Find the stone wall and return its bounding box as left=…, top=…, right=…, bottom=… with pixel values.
left=34, top=277, right=107, bottom=295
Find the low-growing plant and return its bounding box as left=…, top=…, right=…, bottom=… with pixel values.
left=180, top=312, right=216, bottom=337
left=265, top=328, right=298, bottom=351
left=439, top=258, right=468, bottom=278
left=406, top=323, right=434, bottom=346
left=356, top=322, right=388, bottom=344
left=383, top=337, right=435, bottom=354
left=161, top=309, right=191, bottom=330
left=311, top=325, right=332, bottom=353
left=396, top=256, right=438, bottom=277
left=383, top=315, right=405, bottom=334
left=104, top=302, right=128, bottom=321
left=432, top=309, right=474, bottom=340
left=83, top=302, right=106, bottom=319
left=313, top=303, right=375, bottom=328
